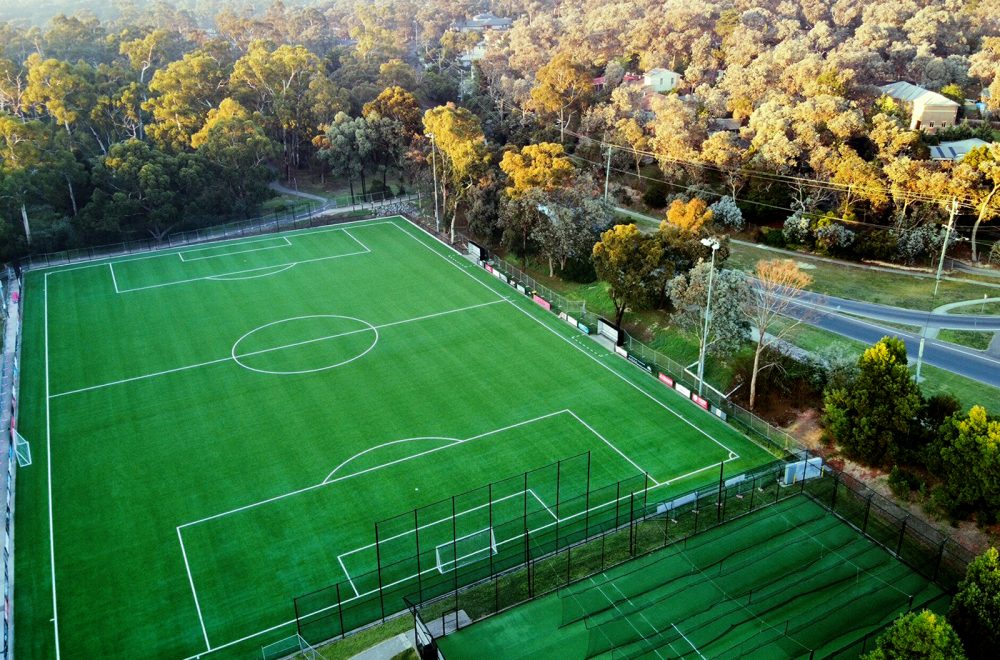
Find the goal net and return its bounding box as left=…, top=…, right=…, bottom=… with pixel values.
left=13, top=430, right=31, bottom=467
left=434, top=527, right=498, bottom=574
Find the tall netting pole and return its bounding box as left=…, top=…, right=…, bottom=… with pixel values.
left=414, top=509, right=423, bottom=602
left=584, top=451, right=592, bottom=539
left=374, top=522, right=386, bottom=621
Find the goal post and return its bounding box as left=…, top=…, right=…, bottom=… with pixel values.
left=13, top=430, right=31, bottom=467
left=434, top=527, right=498, bottom=574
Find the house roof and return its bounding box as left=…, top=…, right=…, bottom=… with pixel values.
left=709, top=118, right=742, bottom=131
left=457, top=12, right=513, bottom=30
left=880, top=81, right=959, bottom=107
left=645, top=68, right=680, bottom=77
left=929, top=138, right=991, bottom=161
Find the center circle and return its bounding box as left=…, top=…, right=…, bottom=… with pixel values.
left=231, top=315, right=378, bottom=375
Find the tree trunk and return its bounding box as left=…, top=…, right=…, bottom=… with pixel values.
left=548, top=255, right=554, bottom=277
left=971, top=185, right=999, bottom=262
left=65, top=174, right=78, bottom=216
left=749, top=334, right=765, bottom=410
left=614, top=303, right=625, bottom=328
left=20, top=203, right=30, bottom=244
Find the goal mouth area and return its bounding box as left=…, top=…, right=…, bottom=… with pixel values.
left=434, top=527, right=499, bottom=575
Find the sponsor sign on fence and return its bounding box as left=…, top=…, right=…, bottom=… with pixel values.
left=532, top=295, right=551, bottom=311
left=675, top=383, right=692, bottom=398
left=577, top=322, right=590, bottom=334
left=658, top=372, right=674, bottom=387
left=614, top=345, right=628, bottom=357
left=627, top=353, right=653, bottom=375
left=692, top=394, right=710, bottom=410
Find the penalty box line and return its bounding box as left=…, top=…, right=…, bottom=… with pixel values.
left=177, top=236, right=292, bottom=262
left=392, top=219, right=744, bottom=463
left=110, top=228, right=372, bottom=293
left=177, top=457, right=741, bottom=660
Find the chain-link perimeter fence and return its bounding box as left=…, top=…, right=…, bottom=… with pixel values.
left=408, top=453, right=971, bottom=659
left=293, top=453, right=651, bottom=648
left=452, top=248, right=803, bottom=458
left=11, top=192, right=420, bottom=272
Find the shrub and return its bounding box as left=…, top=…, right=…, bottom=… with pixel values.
left=708, top=196, right=745, bottom=230
left=782, top=212, right=812, bottom=244
left=642, top=180, right=667, bottom=208
left=950, top=547, right=1000, bottom=659
left=815, top=221, right=855, bottom=254
left=760, top=227, right=787, bottom=248
left=856, top=229, right=898, bottom=261
left=865, top=610, right=965, bottom=660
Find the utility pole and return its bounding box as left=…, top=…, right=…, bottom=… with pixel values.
left=604, top=142, right=612, bottom=202
left=697, top=237, right=721, bottom=396
left=916, top=198, right=958, bottom=382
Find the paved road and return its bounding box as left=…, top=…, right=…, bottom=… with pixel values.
left=782, top=298, right=1000, bottom=386
left=614, top=206, right=1000, bottom=383
left=787, top=289, right=1000, bottom=331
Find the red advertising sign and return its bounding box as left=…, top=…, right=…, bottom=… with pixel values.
left=691, top=394, right=710, bottom=410
left=658, top=373, right=674, bottom=387
left=532, top=295, right=551, bottom=311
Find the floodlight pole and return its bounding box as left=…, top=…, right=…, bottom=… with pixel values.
left=916, top=198, right=958, bottom=382
left=427, top=132, right=440, bottom=234
left=697, top=238, right=721, bottom=397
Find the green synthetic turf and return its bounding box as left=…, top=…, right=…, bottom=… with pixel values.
left=13, top=217, right=772, bottom=659
left=438, top=496, right=947, bottom=660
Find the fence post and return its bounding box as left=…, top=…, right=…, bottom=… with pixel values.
left=629, top=491, right=636, bottom=556
left=933, top=540, right=946, bottom=582
left=862, top=493, right=873, bottom=535
left=337, top=583, right=345, bottom=639
left=374, top=522, right=386, bottom=621
left=526, top=529, right=533, bottom=598
left=830, top=472, right=840, bottom=511
left=717, top=461, right=724, bottom=523
left=488, top=482, right=495, bottom=579
left=451, top=495, right=459, bottom=612
left=614, top=481, right=621, bottom=528
left=555, top=459, right=562, bottom=549
left=896, top=516, right=909, bottom=557
left=414, top=509, right=423, bottom=602
left=584, top=452, right=592, bottom=539
left=749, top=475, right=756, bottom=510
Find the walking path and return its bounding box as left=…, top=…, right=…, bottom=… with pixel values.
left=268, top=181, right=330, bottom=205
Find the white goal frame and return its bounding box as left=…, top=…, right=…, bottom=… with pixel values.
left=434, top=527, right=499, bottom=574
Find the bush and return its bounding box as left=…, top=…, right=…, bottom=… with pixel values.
left=760, top=227, right=787, bottom=248
left=865, top=610, right=966, bottom=660
left=708, top=196, right=745, bottom=230
left=950, top=547, right=1000, bottom=659
left=642, top=180, right=667, bottom=208
left=782, top=212, right=812, bottom=244
left=856, top=229, right=898, bottom=261
left=887, top=465, right=922, bottom=500
left=815, top=221, right=855, bottom=254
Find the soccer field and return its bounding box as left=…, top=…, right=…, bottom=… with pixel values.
left=13, top=216, right=772, bottom=659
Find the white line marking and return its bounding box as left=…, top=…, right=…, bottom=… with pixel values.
left=50, top=299, right=506, bottom=397
left=323, top=437, right=460, bottom=484
left=178, top=410, right=570, bottom=530
left=205, top=263, right=296, bottom=282
left=177, top=528, right=211, bottom=650
left=231, top=315, right=380, bottom=375
left=39, top=217, right=398, bottom=275
left=609, top=582, right=670, bottom=659
left=665, top=460, right=737, bottom=486
left=671, top=622, right=706, bottom=659
left=392, top=220, right=742, bottom=461
left=108, top=263, right=119, bottom=293
left=179, top=236, right=292, bottom=262
left=566, top=411, right=660, bottom=486
left=117, top=248, right=370, bottom=293
left=44, top=273, right=61, bottom=660
left=340, top=228, right=370, bottom=253
left=337, top=555, right=360, bottom=597
left=529, top=488, right=559, bottom=522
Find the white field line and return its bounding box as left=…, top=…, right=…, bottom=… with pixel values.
left=41, top=217, right=399, bottom=276
left=529, top=488, right=559, bottom=522
left=565, top=410, right=660, bottom=487
left=671, top=622, right=706, bottom=660
left=50, top=299, right=506, bottom=398
left=337, top=555, right=360, bottom=598
left=592, top=580, right=664, bottom=659
left=177, top=410, right=570, bottom=530
left=116, top=246, right=370, bottom=293
left=180, top=466, right=707, bottom=659
left=178, top=236, right=292, bottom=262
left=323, top=437, right=461, bottom=483
left=390, top=221, right=742, bottom=462
left=44, top=273, right=61, bottom=659
left=665, top=459, right=738, bottom=487
left=610, top=582, right=671, bottom=660
left=177, top=528, right=211, bottom=649
left=205, top=264, right=296, bottom=282
left=337, top=491, right=531, bottom=561
left=108, top=263, right=119, bottom=294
